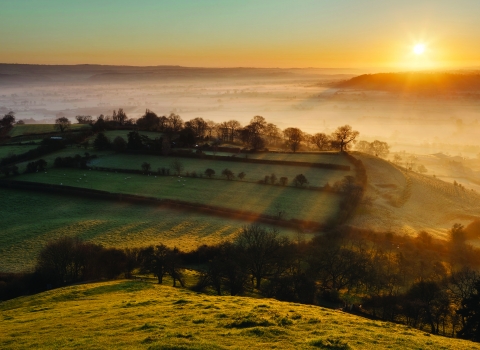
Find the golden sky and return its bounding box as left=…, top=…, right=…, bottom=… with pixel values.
left=1, top=0, right=480, bottom=70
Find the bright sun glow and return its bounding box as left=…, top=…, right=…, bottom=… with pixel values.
left=413, top=44, right=425, bottom=55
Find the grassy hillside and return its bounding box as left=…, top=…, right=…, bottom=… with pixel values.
left=350, top=153, right=480, bottom=237
left=0, top=187, right=297, bottom=272
left=8, top=124, right=89, bottom=137
left=1, top=280, right=478, bottom=349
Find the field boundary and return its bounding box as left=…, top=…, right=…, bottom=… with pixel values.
left=171, top=152, right=351, bottom=170
left=0, top=179, right=330, bottom=231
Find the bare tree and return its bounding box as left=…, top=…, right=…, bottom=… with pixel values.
left=311, top=133, right=330, bottom=151
left=370, top=140, right=390, bottom=158
left=235, top=224, right=288, bottom=289
left=356, top=140, right=373, bottom=154
left=331, top=125, right=359, bottom=152
left=283, top=127, right=304, bottom=152
left=55, top=117, right=71, bottom=133
left=170, top=159, right=184, bottom=175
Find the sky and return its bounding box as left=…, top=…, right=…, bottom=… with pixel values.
left=1, top=0, right=480, bottom=70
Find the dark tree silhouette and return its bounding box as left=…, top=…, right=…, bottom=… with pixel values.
left=331, top=125, right=359, bottom=152
left=93, top=133, right=111, bottom=151
left=293, top=174, right=308, bottom=187
left=283, top=127, right=304, bottom=152
left=221, top=168, right=235, bottom=180
left=205, top=168, right=215, bottom=178
left=55, top=117, right=71, bottom=133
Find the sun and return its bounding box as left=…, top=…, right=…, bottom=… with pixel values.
left=413, top=43, right=425, bottom=55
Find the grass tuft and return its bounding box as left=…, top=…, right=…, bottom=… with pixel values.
left=225, top=313, right=274, bottom=329
left=310, top=337, right=352, bottom=349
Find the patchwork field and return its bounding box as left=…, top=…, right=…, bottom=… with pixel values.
left=7, top=124, right=90, bottom=137
left=0, top=187, right=298, bottom=272
left=14, top=168, right=341, bottom=224
left=1, top=279, right=478, bottom=349
left=89, top=153, right=351, bottom=187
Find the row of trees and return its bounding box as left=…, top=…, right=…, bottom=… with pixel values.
left=6, top=222, right=480, bottom=341
left=73, top=109, right=360, bottom=152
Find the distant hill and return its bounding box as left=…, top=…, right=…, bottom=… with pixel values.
left=0, top=64, right=358, bottom=85
left=2, top=279, right=480, bottom=349
left=336, top=72, right=480, bottom=93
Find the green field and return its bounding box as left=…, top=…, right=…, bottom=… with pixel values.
left=0, top=187, right=298, bottom=272
left=15, top=168, right=341, bottom=223
left=91, top=130, right=164, bottom=141
left=1, top=279, right=478, bottom=349
left=203, top=151, right=352, bottom=165
left=89, top=153, right=350, bottom=187
left=8, top=124, right=90, bottom=137
left=0, top=144, right=39, bottom=160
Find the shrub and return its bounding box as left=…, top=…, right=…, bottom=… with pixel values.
left=279, top=177, right=288, bottom=186
left=222, top=168, right=234, bottom=180
left=293, top=174, right=308, bottom=187
left=205, top=168, right=215, bottom=178
left=141, top=162, right=151, bottom=172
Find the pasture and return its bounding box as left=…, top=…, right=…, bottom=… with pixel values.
left=92, top=129, right=164, bottom=141
left=0, top=187, right=299, bottom=272
left=1, top=279, right=478, bottom=349
left=7, top=124, right=89, bottom=137
left=15, top=168, right=342, bottom=224
left=89, top=153, right=351, bottom=187
left=0, top=144, right=39, bottom=160
left=204, top=150, right=352, bottom=166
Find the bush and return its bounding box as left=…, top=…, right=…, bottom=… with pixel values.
left=205, top=168, right=215, bottom=178
left=293, top=174, right=308, bottom=187
left=141, top=162, right=151, bottom=172
left=93, top=133, right=111, bottom=151
left=113, top=136, right=127, bottom=152
left=222, top=168, right=235, bottom=180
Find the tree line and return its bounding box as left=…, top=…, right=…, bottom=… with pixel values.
left=4, top=222, right=480, bottom=341
left=67, top=109, right=361, bottom=153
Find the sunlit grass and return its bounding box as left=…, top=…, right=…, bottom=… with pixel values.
left=0, top=187, right=298, bottom=272
left=16, top=168, right=341, bottom=224
left=1, top=280, right=478, bottom=349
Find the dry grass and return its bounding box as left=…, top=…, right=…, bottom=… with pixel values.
left=1, top=279, right=479, bottom=349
